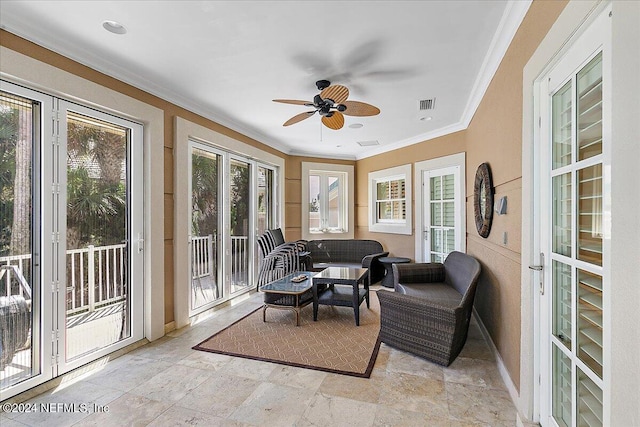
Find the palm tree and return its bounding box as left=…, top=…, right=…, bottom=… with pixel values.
left=0, top=95, right=32, bottom=258
left=66, top=167, right=125, bottom=249
left=0, top=102, right=18, bottom=256
left=66, top=117, right=127, bottom=249
left=10, top=107, right=32, bottom=256
left=191, top=152, right=219, bottom=238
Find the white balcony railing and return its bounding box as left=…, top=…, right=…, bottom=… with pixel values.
left=192, top=234, right=214, bottom=279
left=1, top=243, right=127, bottom=317
left=2, top=235, right=250, bottom=318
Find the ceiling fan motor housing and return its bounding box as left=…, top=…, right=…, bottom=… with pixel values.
left=316, top=79, right=331, bottom=90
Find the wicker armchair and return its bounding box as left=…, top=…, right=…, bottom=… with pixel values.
left=376, top=251, right=481, bottom=366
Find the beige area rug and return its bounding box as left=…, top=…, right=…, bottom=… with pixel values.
left=193, top=291, right=381, bottom=378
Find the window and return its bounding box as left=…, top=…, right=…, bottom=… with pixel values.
left=302, top=162, right=354, bottom=240
left=414, top=153, right=465, bottom=262
left=368, top=164, right=412, bottom=235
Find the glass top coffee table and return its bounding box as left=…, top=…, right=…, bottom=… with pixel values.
left=259, top=271, right=314, bottom=326
left=312, top=267, right=369, bottom=326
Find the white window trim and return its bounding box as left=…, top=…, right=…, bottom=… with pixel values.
left=301, top=162, right=354, bottom=240
left=368, top=164, right=412, bottom=235
left=175, top=117, right=285, bottom=328
left=414, top=153, right=466, bottom=262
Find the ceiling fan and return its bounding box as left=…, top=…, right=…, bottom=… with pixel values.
left=273, top=80, right=380, bottom=130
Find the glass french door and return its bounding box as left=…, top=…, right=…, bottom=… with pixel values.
left=189, top=142, right=223, bottom=312
left=189, top=144, right=277, bottom=315
left=229, top=157, right=251, bottom=295
left=0, top=81, right=144, bottom=399
left=422, top=166, right=460, bottom=262
left=256, top=164, right=275, bottom=237
left=59, top=103, right=144, bottom=369
left=0, top=88, right=44, bottom=395
left=539, top=9, right=609, bottom=426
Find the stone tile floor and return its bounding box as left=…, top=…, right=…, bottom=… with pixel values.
left=1, top=288, right=517, bottom=426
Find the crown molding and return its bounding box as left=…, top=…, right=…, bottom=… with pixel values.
left=354, top=0, right=532, bottom=161
left=1, top=0, right=530, bottom=162
left=0, top=23, right=293, bottom=156
left=355, top=121, right=467, bottom=160
left=460, top=0, right=532, bottom=127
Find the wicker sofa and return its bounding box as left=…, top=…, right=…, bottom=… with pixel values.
left=376, top=251, right=481, bottom=366
left=305, top=239, right=388, bottom=285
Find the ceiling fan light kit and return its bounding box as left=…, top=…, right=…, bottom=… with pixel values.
left=274, top=80, right=380, bottom=130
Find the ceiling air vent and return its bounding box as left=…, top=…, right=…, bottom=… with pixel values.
left=357, top=140, right=380, bottom=147
left=418, top=98, right=436, bottom=111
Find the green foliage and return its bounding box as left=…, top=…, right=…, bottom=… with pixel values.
left=66, top=167, right=126, bottom=248
left=191, top=153, right=219, bottom=238
left=1, top=103, right=128, bottom=254
left=0, top=106, right=18, bottom=255
left=65, top=119, right=127, bottom=248
left=230, top=163, right=250, bottom=236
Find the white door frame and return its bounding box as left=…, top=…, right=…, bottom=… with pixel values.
left=188, top=140, right=226, bottom=316
left=535, top=7, right=610, bottom=426
left=55, top=100, right=145, bottom=375
left=2, top=45, right=166, bottom=347
left=0, top=81, right=145, bottom=398
left=521, top=1, right=611, bottom=424
left=414, top=152, right=466, bottom=262
left=173, top=117, right=285, bottom=328
left=0, top=81, right=54, bottom=399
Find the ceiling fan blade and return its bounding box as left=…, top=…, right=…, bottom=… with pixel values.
left=283, top=111, right=315, bottom=126
left=320, top=85, right=349, bottom=104
left=321, top=112, right=345, bottom=130
left=341, top=100, right=381, bottom=117
left=273, top=99, right=312, bottom=106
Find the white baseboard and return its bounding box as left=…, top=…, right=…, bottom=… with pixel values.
left=472, top=308, right=534, bottom=425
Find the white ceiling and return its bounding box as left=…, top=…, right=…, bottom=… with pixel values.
left=0, top=1, right=530, bottom=160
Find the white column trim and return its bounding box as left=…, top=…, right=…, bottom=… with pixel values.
left=0, top=46, right=165, bottom=343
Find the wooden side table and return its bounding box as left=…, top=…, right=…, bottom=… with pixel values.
left=378, top=256, right=411, bottom=288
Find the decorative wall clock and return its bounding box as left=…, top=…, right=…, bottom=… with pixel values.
left=473, top=162, right=494, bottom=238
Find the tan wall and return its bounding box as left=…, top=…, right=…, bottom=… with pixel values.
left=464, top=0, right=567, bottom=391
left=0, top=30, right=285, bottom=324
left=353, top=1, right=567, bottom=390
left=355, top=131, right=465, bottom=258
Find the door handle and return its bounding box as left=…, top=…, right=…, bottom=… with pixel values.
left=137, top=233, right=144, bottom=253
left=529, top=252, right=544, bottom=295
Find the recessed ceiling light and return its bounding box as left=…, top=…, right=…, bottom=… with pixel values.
left=102, top=20, right=127, bottom=35
left=348, top=123, right=363, bottom=129
left=420, top=116, right=433, bottom=121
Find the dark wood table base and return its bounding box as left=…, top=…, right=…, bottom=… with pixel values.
left=312, top=267, right=369, bottom=326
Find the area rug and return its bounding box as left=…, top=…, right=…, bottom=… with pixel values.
left=193, top=291, right=381, bottom=378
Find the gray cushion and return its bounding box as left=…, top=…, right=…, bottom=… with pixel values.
left=395, top=282, right=462, bottom=308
